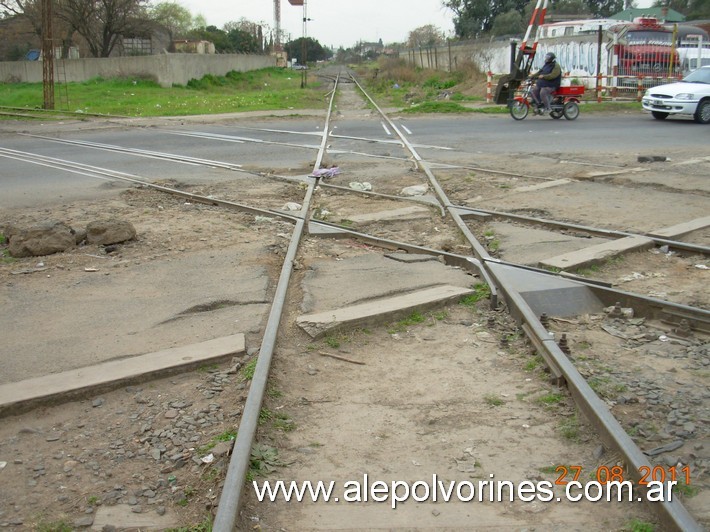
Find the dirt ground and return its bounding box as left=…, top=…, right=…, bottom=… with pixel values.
left=1, top=175, right=705, bottom=531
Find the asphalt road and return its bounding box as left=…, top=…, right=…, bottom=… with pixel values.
left=0, top=110, right=706, bottom=209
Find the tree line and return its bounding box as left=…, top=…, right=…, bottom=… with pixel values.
left=443, top=0, right=710, bottom=40
left=2, top=0, right=708, bottom=60
left=0, top=0, right=331, bottom=59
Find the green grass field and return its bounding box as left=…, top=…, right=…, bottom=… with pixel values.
left=0, top=64, right=642, bottom=119
left=0, top=67, right=326, bottom=117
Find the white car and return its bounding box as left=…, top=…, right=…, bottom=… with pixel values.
left=642, top=65, right=710, bottom=124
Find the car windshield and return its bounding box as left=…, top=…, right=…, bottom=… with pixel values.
left=627, top=30, right=672, bottom=44
left=682, top=67, right=710, bottom=83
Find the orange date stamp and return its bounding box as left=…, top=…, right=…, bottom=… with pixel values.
left=554, top=465, right=691, bottom=486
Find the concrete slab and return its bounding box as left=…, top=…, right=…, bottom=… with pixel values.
left=300, top=254, right=475, bottom=315
left=489, top=222, right=607, bottom=266
left=0, top=334, right=245, bottom=417
left=347, top=205, right=432, bottom=225
left=91, top=504, right=178, bottom=530
left=539, top=215, right=710, bottom=272
left=539, top=235, right=654, bottom=271
left=488, top=263, right=604, bottom=318
left=512, top=178, right=571, bottom=193
left=1, top=249, right=268, bottom=384
left=577, top=167, right=645, bottom=179
left=647, top=215, right=710, bottom=239
left=297, top=285, right=474, bottom=338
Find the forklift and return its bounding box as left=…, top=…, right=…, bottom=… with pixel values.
left=494, top=0, right=549, bottom=105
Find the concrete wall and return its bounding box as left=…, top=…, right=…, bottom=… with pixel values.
left=404, top=36, right=609, bottom=87
left=0, top=53, right=276, bottom=87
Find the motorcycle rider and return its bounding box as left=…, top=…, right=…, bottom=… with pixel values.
left=531, top=52, right=562, bottom=115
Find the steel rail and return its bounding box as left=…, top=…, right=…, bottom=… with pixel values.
left=318, top=182, right=442, bottom=209
left=308, top=220, right=497, bottom=308
left=211, top=74, right=340, bottom=532
left=13, top=140, right=700, bottom=340
left=431, top=161, right=564, bottom=181
left=454, top=204, right=710, bottom=256
left=347, top=72, right=703, bottom=531
left=486, top=265, right=703, bottom=532
left=350, top=75, right=491, bottom=264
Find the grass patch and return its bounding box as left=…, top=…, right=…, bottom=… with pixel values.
left=241, top=358, right=257, bottom=381
left=36, top=521, right=74, bottom=532
left=387, top=310, right=427, bottom=333
left=273, top=412, right=296, bottom=432
left=167, top=517, right=213, bottom=532
left=324, top=335, right=341, bottom=349
left=537, top=392, right=565, bottom=406
left=432, top=310, right=448, bottom=321
left=625, top=519, right=655, bottom=532
left=559, top=414, right=580, bottom=441
left=248, top=444, right=285, bottom=481
left=259, top=407, right=274, bottom=425
left=575, top=264, right=601, bottom=277
left=484, top=393, right=505, bottom=407
left=401, top=101, right=476, bottom=114
left=673, top=477, right=699, bottom=498
left=0, top=68, right=325, bottom=118
left=198, top=429, right=238, bottom=454
left=524, top=354, right=543, bottom=372
left=588, top=375, right=626, bottom=399
left=459, top=283, right=491, bottom=307
left=258, top=408, right=295, bottom=431
left=266, top=387, right=283, bottom=398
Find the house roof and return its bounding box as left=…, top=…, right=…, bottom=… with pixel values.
left=612, top=7, right=686, bottom=22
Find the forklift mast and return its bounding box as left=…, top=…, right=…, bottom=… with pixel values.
left=494, top=0, right=548, bottom=104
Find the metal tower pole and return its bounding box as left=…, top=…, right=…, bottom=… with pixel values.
left=274, top=0, right=281, bottom=50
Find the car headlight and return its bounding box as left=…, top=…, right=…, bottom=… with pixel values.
left=675, top=93, right=694, bottom=100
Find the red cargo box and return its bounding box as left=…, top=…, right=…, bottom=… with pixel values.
left=556, top=85, right=585, bottom=96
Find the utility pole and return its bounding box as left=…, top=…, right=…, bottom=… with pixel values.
left=301, top=0, right=308, bottom=88
left=41, top=0, right=54, bottom=109
left=274, top=0, right=281, bottom=50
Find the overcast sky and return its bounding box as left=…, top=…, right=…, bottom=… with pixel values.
left=176, top=0, right=456, bottom=49
left=175, top=0, right=655, bottom=50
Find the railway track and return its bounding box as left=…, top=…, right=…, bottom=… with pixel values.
left=0, top=68, right=707, bottom=530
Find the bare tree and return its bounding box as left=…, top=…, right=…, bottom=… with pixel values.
left=0, top=0, right=43, bottom=34
left=1, top=0, right=78, bottom=58
left=408, top=24, right=445, bottom=48
left=56, top=0, right=150, bottom=57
